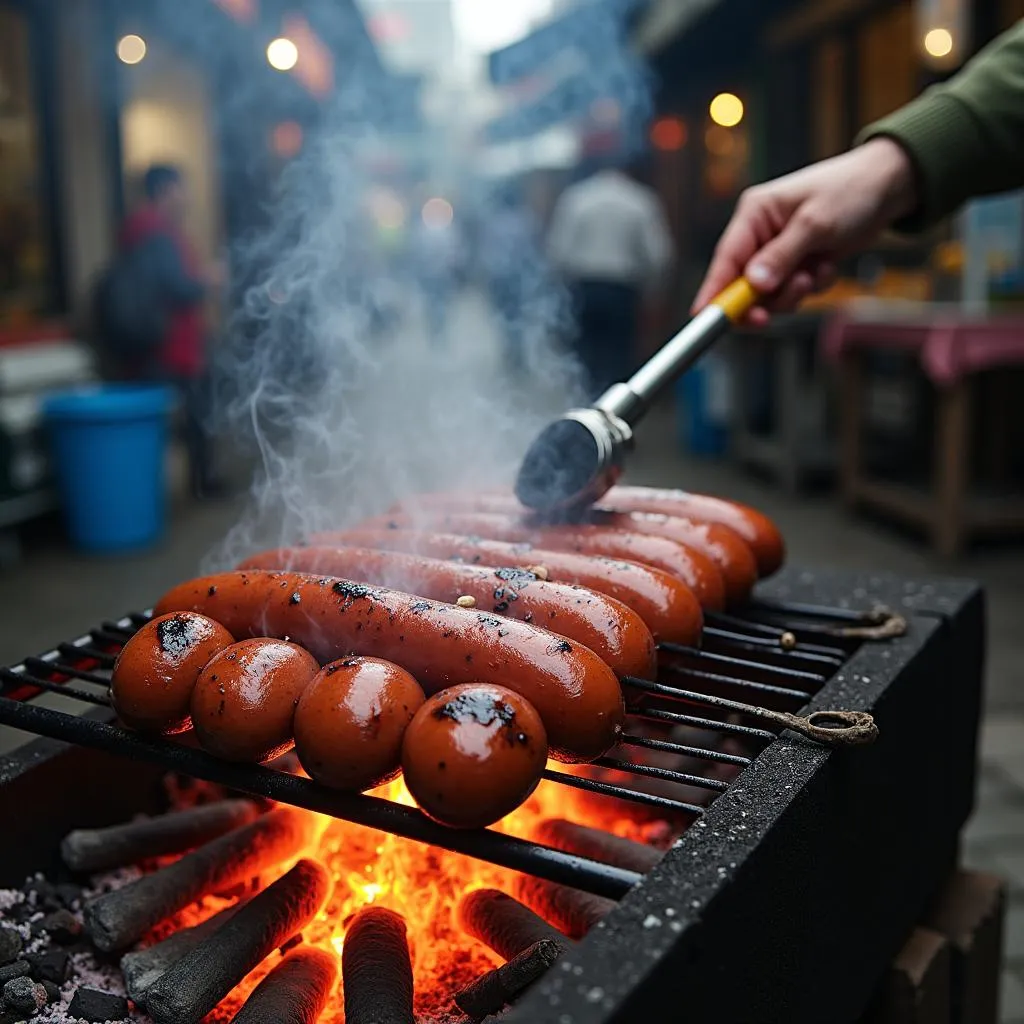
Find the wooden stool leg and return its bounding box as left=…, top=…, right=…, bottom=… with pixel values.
left=839, top=353, right=864, bottom=508
left=933, top=379, right=972, bottom=557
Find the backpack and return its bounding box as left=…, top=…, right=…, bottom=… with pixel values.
left=92, top=249, right=169, bottom=364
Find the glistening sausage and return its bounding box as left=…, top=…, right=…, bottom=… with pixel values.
left=604, top=486, right=785, bottom=577
left=154, top=570, right=624, bottom=763
left=392, top=493, right=758, bottom=606
left=352, top=511, right=727, bottom=611
left=238, top=546, right=657, bottom=680
left=312, top=528, right=703, bottom=647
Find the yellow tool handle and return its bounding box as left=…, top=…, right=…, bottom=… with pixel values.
left=710, top=277, right=759, bottom=323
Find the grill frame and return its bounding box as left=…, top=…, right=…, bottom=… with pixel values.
left=0, top=567, right=983, bottom=1024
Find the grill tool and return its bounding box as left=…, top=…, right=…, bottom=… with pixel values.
left=515, top=278, right=758, bottom=514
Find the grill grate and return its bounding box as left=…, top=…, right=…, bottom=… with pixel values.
left=0, top=600, right=892, bottom=898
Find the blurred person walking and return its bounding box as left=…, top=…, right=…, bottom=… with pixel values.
left=411, top=202, right=462, bottom=346
left=95, top=165, right=224, bottom=498
left=548, top=156, right=674, bottom=397
left=694, top=18, right=1024, bottom=321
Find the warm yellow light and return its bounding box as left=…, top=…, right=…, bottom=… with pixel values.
left=709, top=92, right=744, bottom=128
left=267, top=37, right=299, bottom=71
left=117, top=34, right=147, bottom=65
left=421, top=197, right=454, bottom=229
left=923, top=27, right=954, bottom=58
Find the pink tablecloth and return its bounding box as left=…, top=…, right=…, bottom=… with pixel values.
left=822, top=302, right=1024, bottom=386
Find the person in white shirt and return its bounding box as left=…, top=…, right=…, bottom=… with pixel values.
left=547, top=157, right=674, bottom=396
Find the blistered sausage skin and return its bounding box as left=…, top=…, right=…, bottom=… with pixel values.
left=312, top=529, right=703, bottom=647
left=351, top=512, right=727, bottom=611
left=238, top=546, right=657, bottom=681
left=391, top=494, right=758, bottom=606
left=153, top=570, right=624, bottom=763
left=603, top=486, right=785, bottom=577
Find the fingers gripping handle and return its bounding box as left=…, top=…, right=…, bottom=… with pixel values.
left=711, top=277, right=759, bottom=322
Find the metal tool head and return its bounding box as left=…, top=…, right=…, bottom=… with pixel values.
left=514, top=406, right=634, bottom=515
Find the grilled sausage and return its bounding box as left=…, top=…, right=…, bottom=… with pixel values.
left=111, top=612, right=234, bottom=734
left=401, top=683, right=548, bottom=828
left=191, top=638, right=320, bottom=763
left=238, top=546, right=658, bottom=680
left=392, top=493, right=758, bottom=606
left=354, top=511, right=726, bottom=611
left=154, top=571, right=624, bottom=763
left=312, top=528, right=703, bottom=647
left=604, top=486, right=785, bottom=577
left=293, top=656, right=425, bottom=791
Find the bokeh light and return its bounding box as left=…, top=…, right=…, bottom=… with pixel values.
left=117, top=35, right=147, bottom=65
left=709, top=92, right=744, bottom=128
left=267, top=37, right=299, bottom=71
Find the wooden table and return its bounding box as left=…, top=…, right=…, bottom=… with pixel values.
left=823, top=302, right=1024, bottom=556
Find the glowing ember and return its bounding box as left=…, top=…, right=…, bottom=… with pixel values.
left=159, top=766, right=676, bottom=1022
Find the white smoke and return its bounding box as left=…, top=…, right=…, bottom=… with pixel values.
left=197, top=0, right=651, bottom=570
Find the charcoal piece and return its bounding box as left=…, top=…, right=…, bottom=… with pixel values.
left=145, top=859, right=331, bottom=1024
left=0, top=963, right=29, bottom=987
left=62, top=800, right=260, bottom=874
left=342, top=908, right=414, bottom=1024
left=67, top=987, right=129, bottom=1022
left=512, top=874, right=615, bottom=939
left=0, top=931, right=21, bottom=966
left=84, top=807, right=316, bottom=952
left=229, top=946, right=338, bottom=1024
left=26, top=949, right=70, bottom=984
left=3, top=976, right=46, bottom=1015
left=120, top=901, right=247, bottom=1004
left=32, top=909, right=81, bottom=944
left=278, top=932, right=303, bottom=955
left=458, top=889, right=571, bottom=961
left=26, top=879, right=62, bottom=913
left=534, top=819, right=663, bottom=873
left=55, top=884, right=83, bottom=910
left=455, top=939, right=563, bottom=1020
left=41, top=981, right=60, bottom=1004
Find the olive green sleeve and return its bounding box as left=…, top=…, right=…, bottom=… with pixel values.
left=857, top=19, right=1024, bottom=231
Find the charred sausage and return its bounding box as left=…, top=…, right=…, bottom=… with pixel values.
left=312, top=528, right=703, bottom=647
left=401, top=683, right=548, bottom=828
left=238, top=546, right=657, bottom=680
left=353, top=511, right=727, bottom=611
left=391, top=493, right=758, bottom=606
left=604, top=486, right=785, bottom=577
left=191, top=638, right=320, bottom=762
left=154, top=571, right=624, bottom=763
left=111, top=612, right=234, bottom=734
left=293, top=656, right=425, bottom=791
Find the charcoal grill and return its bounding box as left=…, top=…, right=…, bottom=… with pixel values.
left=0, top=566, right=984, bottom=1024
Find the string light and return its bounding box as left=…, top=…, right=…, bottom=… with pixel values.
left=923, top=28, right=954, bottom=58
left=267, top=37, right=299, bottom=71
left=117, top=35, right=147, bottom=65
left=709, top=92, right=744, bottom=128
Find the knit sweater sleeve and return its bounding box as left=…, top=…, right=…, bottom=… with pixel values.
left=856, top=19, right=1024, bottom=232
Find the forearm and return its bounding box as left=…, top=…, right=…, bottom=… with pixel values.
left=857, top=20, right=1024, bottom=231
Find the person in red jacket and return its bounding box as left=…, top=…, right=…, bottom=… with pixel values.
left=116, top=165, right=223, bottom=497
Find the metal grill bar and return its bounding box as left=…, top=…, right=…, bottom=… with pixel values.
left=636, top=707, right=776, bottom=741
left=656, top=645, right=829, bottom=682
left=542, top=768, right=703, bottom=816
left=655, top=664, right=813, bottom=702
left=619, top=733, right=751, bottom=767
left=0, top=697, right=641, bottom=900
left=594, top=757, right=729, bottom=791
left=699, top=628, right=845, bottom=665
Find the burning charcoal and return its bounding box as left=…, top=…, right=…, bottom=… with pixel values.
left=0, top=929, right=21, bottom=966
left=342, top=908, right=414, bottom=1024
left=3, top=976, right=47, bottom=1015
left=229, top=946, right=338, bottom=1024
left=25, top=949, right=70, bottom=984
left=40, top=981, right=60, bottom=1004
left=512, top=875, right=615, bottom=939
left=67, top=987, right=130, bottom=1022
left=145, top=859, right=331, bottom=1024
left=458, top=889, right=572, bottom=961
left=26, top=878, right=62, bottom=912
left=32, top=909, right=82, bottom=944
left=62, top=800, right=260, bottom=874
left=85, top=806, right=317, bottom=952
left=0, top=963, right=29, bottom=987
left=120, top=900, right=248, bottom=1004
left=535, top=819, right=663, bottom=873
left=455, top=938, right=563, bottom=1021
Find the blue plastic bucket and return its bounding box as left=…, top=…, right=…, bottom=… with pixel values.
left=43, top=384, right=175, bottom=552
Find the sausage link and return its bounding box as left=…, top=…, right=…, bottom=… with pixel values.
left=313, top=528, right=703, bottom=647
left=604, top=486, right=785, bottom=577
left=357, top=511, right=726, bottom=611
left=154, top=570, right=624, bottom=763
left=238, top=546, right=657, bottom=680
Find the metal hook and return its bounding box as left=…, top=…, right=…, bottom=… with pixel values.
left=762, top=709, right=879, bottom=746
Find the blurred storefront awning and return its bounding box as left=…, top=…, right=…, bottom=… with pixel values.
left=631, top=0, right=721, bottom=55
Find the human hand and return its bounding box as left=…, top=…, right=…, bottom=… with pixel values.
left=693, top=137, right=918, bottom=324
